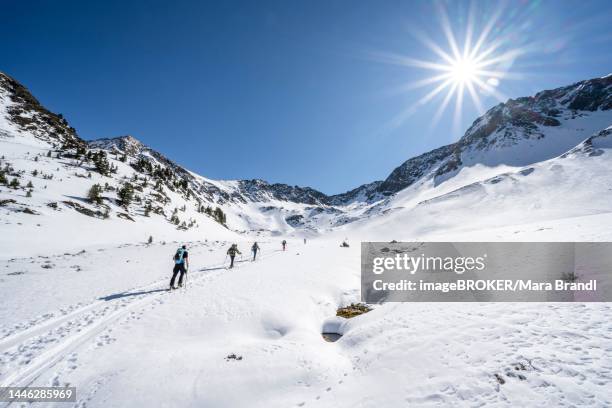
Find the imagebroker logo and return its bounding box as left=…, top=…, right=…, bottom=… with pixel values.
left=372, top=253, right=487, bottom=275
left=361, top=242, right=612, bottom=302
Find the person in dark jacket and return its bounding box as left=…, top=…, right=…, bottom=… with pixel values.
left=282, top=240, right=287, bottom=251
left=227, top=244, right=241, bottom=268
left=251, top=242, right=260, bottom=261
left=170, top=245, right=189, bottom=289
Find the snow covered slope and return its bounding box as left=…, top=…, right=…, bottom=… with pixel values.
left=336, top=126, right=612, bottom=242
left=0, top=120, right=238, bottom=256
left=335, top=75, right=612, bottom=235
left=375, top=75, right=612, bottom=195
left=0, top=71, right=360, bottom=248
left=3, top=71, right=612, bottom=247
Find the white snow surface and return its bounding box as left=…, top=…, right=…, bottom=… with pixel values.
left=0, top=238, right=611, bottom=407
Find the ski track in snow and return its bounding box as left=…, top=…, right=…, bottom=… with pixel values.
left=9, top=244, right=608, bottom=407
left=1, top=243, right=612, bottom=407
left=0, top=244, right=282, bottom=401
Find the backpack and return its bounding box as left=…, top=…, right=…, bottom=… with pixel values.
left=174, top=248, right=185, bottom=264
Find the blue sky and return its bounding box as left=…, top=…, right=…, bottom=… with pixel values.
left=2, top=0, right=611, bottom=194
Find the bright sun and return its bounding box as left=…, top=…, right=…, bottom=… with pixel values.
left=450, top=57, right=478, bottom=85
left=376, top=4, right=524, bottom=132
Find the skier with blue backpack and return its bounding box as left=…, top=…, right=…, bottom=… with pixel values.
left=170, top=245, right=189, bottom=290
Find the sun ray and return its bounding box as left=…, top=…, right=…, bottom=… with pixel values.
left=418, top=78, right=454, bottom=105
left=387, top=77, right=454, bottom=130
left=472, top=38, right=507, bottom=65
left=475, top=48, right=525, bottom=69
left=453, top=82, right=466, bottom=136
left=410, top=29, right=457, bottom=66
left=421, top=36, right=458, bottom=66
left=437, top=6, right=462, bottom=61
left=463, top=1, right=476, bottom=59
left=381, top=2, right=524, bottom=133
left=369, top=51, right=453, bottom=72
left=465, top=80, right=485, bottom=114
left=430, top=82, right=459, bottom=129
left=468, top=7, right=503, bottom=60
left=384, top=72, right=453, bottom=96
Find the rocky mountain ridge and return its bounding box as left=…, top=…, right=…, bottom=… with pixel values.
left=371, top=74, right=612, bottom=197
left=1, top=71, right=611, bottom=234
left=0, top=72, right=83, bottom=148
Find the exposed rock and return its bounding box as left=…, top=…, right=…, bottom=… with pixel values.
left=62, top=201, right=106, bottom=219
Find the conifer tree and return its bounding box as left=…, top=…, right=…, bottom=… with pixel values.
left=88, top=184, right=103, bottom=204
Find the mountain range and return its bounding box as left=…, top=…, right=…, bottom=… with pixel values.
left=1, top=70, right=611, bottom=252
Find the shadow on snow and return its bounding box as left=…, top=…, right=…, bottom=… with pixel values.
left=99, top=288, right=168, bottom=301
left=98, top=265, right=228, bottom=301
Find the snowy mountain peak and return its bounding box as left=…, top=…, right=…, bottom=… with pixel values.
left=362, top=74, right=612, bottom=197
left=88, top=135, right=146, bottom=156
left=461, top=75, right=612, bottom=150
left=87, top=135, right=333, bottom=208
